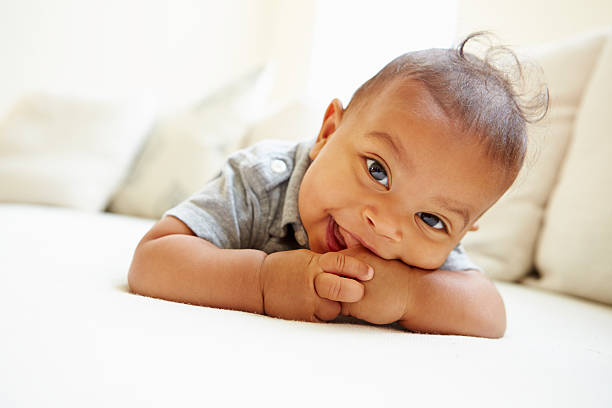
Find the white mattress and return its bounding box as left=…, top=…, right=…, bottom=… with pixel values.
left=1, top=204, right=611, bottom=407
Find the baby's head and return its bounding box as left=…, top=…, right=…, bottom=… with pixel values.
left=298, top=33, right=549, bottom=269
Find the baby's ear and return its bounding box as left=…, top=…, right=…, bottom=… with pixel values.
left=310, top=99, right=344, bottom=160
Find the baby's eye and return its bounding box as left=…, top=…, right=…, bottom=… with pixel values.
left=366, top=158, right=389, bottom=188
left=417, top=212, right=446, bottom=231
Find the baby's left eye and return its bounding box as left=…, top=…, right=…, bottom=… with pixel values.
left=366, top=158, right=389, bottom=188
left=417, top=212, right=446, bottom=231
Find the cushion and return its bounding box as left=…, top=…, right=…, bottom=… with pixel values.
left=0, top=93, right=155, bottom=211
left=527, top=29, right=612, bottom=304
left=462, top=29, right=608, bottom=281
left=108, top=68, right=270, bottom=219
left=241, top=100, right=322, bottom=147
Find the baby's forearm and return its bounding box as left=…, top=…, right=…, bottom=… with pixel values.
left=128, top=234, right=266, bottom=314
left=341, top=247, right=506, bottom=338
left=398, top=267, right=506, bottom=338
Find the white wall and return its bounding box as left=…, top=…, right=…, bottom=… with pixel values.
left=0, top=0, right=463, bottom=118
left=3, top=0, right=609, bottom=119
left=307, top=0, right=458, bottom=107
left=0, top=0, right=270, bottom=115
left=9, top=1, right=587, bottom=119
left=457, top=0, right=612, bottom=46
left=262, top=0, right=317, bottom=111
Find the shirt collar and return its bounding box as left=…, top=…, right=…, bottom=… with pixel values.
left=279, top=139, right=314, bottom=247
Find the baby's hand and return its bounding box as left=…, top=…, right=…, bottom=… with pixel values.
left=338, top=246, right=413, bottom=325
left=259, top=249, right=374, bottom=322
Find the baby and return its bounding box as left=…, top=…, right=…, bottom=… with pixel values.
left=128, top=33, right=548, bottom=338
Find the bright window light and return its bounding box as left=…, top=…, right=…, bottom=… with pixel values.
left=307, top=0, right=458, bottom=106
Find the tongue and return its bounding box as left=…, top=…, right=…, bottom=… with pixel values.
left=333, top=221, right=347, bottom=249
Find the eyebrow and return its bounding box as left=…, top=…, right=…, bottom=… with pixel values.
left=433, top=197, right=471, bottom=231
left=365, top=131, right=404, bottom=163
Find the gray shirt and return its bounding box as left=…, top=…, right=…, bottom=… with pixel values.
left=164, top=139, right=481, bottom=272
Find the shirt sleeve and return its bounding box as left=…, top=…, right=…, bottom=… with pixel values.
left=163, top=153, right=268, bottom=249
left=439, top=243, right=482, bottom=272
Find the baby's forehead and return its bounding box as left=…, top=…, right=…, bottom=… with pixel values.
left=363, top=78, right=455, bottom=126
left=355, top=82, right=464, bottom=137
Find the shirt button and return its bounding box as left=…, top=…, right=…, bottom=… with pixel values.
left=270, top=159, right=287, bottom=174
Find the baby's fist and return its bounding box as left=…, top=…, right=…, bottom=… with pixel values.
left=259, top=249, right=373, bottom=322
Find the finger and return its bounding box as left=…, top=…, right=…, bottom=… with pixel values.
left=318, top=252, right=374, bottom=281
left=314, top=272, right=365, bottom=302
left=314, top=298, right=341, bottom=322
left=340, top=302, right=351, bottom=316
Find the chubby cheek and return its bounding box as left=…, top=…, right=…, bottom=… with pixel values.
left=309, top=154, right=358, bottom=208
left=300, top=160, right=359, bottom=250
left=298, top=171, right=330, bottom=251
left=404, top=244, right=453, bottom=270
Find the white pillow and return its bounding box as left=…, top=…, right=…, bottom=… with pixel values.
left=108, top=68, right=270, bottom=219
left=0, top=93, right=155, bottom=211
left=462, top=29, right=608, bottom=281
left=527, top=30, right=612, bottom=304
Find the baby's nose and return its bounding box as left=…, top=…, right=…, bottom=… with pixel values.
left=363, top=208, right=402, bottom=242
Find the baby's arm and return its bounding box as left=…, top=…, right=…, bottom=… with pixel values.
left=128, top=216, right=373, bottom=322
left=339, top=246, right=506, bottom=338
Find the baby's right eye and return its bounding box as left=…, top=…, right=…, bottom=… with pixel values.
left=366, top=158, right=389, bottom=188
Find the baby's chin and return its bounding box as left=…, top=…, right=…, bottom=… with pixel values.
left=405, top=256, right=447, bottom=271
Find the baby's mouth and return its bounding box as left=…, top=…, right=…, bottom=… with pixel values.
left=326, top=217, right=347, bottom=252
left=328, top=218, right=382, bottom=257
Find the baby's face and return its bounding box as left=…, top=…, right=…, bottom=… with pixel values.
left=298, top=80, right=510, bottom=269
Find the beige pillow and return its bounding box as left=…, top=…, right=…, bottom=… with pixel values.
left=0, top=93, right=155, bottom=211
left=241, top=100, right=322, bottom=147
left=527, top=30, right=612, bottom=304
left=462, top=29, right=608, bottom=281
left=108, top=68, right=269, bottom=219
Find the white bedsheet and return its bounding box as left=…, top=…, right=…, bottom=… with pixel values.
left=1, top=204, right=611, bottom=407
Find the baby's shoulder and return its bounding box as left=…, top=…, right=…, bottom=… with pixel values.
left=231, top=139, right=299, bottom=166
left=226, top=139, right=310, bottom=192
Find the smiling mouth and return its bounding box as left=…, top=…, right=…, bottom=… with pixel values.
left=328, top=217, right=384, bottom=257
left=326, top=217, right=347, bottom=252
